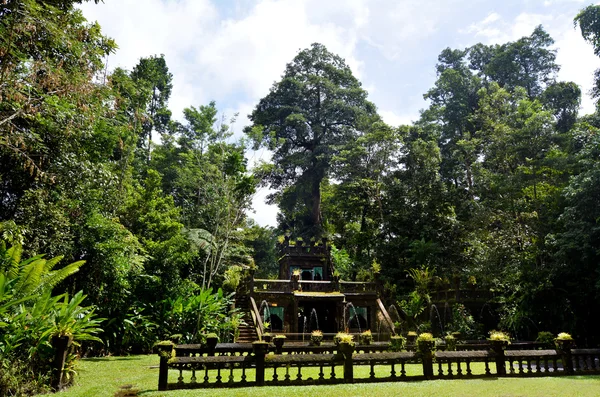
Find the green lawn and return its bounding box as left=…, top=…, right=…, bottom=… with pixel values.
left=56, top=355, right=600, bottom=397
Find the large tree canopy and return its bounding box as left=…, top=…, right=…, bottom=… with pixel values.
left=247, top=43, right=377, bottom=237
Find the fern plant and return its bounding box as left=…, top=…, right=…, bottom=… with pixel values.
left=0, top=242, right=85, bottom=299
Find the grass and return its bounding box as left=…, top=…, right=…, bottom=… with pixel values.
left=55, top=355, right=600, bottom=397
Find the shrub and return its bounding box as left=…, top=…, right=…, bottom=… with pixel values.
left=535, top=331, right=554, bottom=347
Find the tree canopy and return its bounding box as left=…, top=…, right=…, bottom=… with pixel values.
left=247, top=43, right=377, bottom=238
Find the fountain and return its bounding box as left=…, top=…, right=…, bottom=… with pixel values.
left=302, top=316, right=307, bottom=342
left=388, top=304, right=402, bottom=334
left=343, top=302, right=362, bottom=333
left=430, top=304, right=444, bottom=336
left=259, top=300, right=272, bottom=329
left=309, top=308, right=319, bottom=332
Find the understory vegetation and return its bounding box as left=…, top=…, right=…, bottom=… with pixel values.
left=2, top=0, right=600, bottom=394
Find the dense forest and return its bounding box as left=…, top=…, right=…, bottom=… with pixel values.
left=2, top=0, right=600, bottom=394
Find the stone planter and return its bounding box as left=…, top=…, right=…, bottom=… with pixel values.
left=417, top=340, right=435, bottom=355
left=555, top=339, right=574, bottom=353
left=338, top=342, right=355, bottom=357
left=263, top=334, right=272, bottom=343
left=205, top=336, right=218, bottom=350
left=273, top=337, right=286, bottom=353
left=406, top=333, right=417, bottom=349
left=489, top=340, right=509, bottom=352
left=390, top=335, right=406, bottom=352
left=252, top=341, right=269, bottom=355
left=359, top=335, right=373, bottom=345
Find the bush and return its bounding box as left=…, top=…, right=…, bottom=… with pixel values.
left=535, top=331, right=554, bottom=347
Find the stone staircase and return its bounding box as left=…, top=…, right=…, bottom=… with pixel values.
left=235, top=293, right=258, bottom=343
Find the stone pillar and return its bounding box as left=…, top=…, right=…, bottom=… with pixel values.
left=418, top=340, right=435, bottom=379
left=252, top=341, right=268, bottom=386
left=339, top=342, right=355, bottom=383
left=490, top=341, right=508, bottom=376
left=556, top=340, right=574, bottom=375
left=156, top=342, right=174, bottom=391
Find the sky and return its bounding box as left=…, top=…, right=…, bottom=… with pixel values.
left=79, top=0, right=600, bottom=228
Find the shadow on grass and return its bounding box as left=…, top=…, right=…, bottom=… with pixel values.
left=137, top=389, right=158, bottom=395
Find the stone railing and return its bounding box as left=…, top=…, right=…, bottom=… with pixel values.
left=251, top=279, right=378, bottom=294
left=156, top=341, right=600, bottom=390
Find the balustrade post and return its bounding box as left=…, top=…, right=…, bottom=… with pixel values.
left=490, top=341, right=508, bottom=376
left=156, top=341, right=174, bottom=391
left=556, top=339, right=574, bottom=375
left=418, top=340, right=435, bottom=379
left=253, top=341, right=268, bottom=386
left=339, top=342, right=355, bottom=383
left=292, top=273, right=300, bottom=291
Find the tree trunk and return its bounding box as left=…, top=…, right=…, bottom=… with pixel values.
left=311, top=173, right=322, bottom=234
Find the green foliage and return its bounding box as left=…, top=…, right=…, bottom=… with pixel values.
left=330, top=244, right=353, bottom=280
left=555, top=332, right=573, bottom=341
left=449, top=303, right=482, bottom=339
left=488, top=330, right=511, bottom=343
left=154, top=288, right=243, bottom=344
left=444, top=334, right=457, bottom=351
left=389, top=335, right=406, bottom=352
left=0, top=242, right=102, bottom=394
left=535, top=331, right=555, bottom=347
left=575, top=5, right=600, bottom=56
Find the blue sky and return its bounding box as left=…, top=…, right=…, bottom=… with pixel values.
left=79, top=0, right=600, bottom=227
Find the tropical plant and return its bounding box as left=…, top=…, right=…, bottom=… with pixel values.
left=555, top=332, right=573, bottom=341
left=488, top=330, right=511, bottom=343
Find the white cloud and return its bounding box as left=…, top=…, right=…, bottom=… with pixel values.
left=79, top=0, right=600, bottom=226
left=380, top=109, right=417, bottom=127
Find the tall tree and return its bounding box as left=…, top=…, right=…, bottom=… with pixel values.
left=247, top=43, right=377, bottom=237
left=130, top=55, right=173, bottom=165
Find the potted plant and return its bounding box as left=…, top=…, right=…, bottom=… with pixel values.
left=252, top=340, right=269, bottom=355
left=406, top=331, right=417, bottom=345
left=262, top=321, right=272, bottom=342
left=488, top=330, right=511, bottom=351
left=416, top=332, right=435, bottom=355
left=154, top=340, right=175, bottom=359
left=555, top=332, right=574, bottom=351
left=273, top=334, right=286, bottom=352
left=262, top=332, right=272, bottom=343
left=389, top=335, right=406, bottom=352
left=444, top=334, right=457, bottom=351
left=335, top=332, right=355, bottom=356
left=359, top=330, right=373, bottom=345
left=311, top=330, right=323, bottom=346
